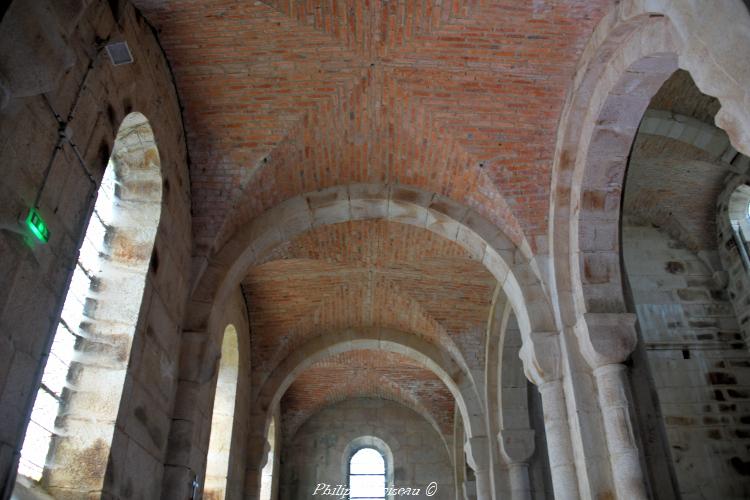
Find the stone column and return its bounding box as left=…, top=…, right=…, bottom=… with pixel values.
left=498, top=428, right=535, bottom=500
left=520, top=332, right=580, bottom=500
left=162, top=330, right=221, bottom=500
left=579, top=313, right=648, bottom=500
left=462, top=478, right=477, bottom=500
left=537, top=380, right=579, bottom=500
left=594, top=363, right=647, bottom=500
left=464, top=436, right=491, bottom=500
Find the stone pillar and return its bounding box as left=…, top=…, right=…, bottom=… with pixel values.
left=464, top=436, right=491, bottom=500
left=498, top=428, right=535, bottom=500
left=162, top=330, right=221, bottom=500
left=537, top=380, right=579, bottom=500
left=244, top=409, right=272, bottom=499
left=594, top=364, right=647, bottom=500
left=462, top=478, right=477, bottom=500
left=508, top=463, right=530, bottom=499
left=579, top=313, right=648, bottom=500
left=520, top=332, right=580, bottom=500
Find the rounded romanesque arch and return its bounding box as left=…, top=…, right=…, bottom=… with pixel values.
left=253, top=327, right=482, bottom=441
left=551, top=0, right=750, bottom=368
left=549, top=2, right=750, bottom=499
left=188, top=184, right=560, bottom=389
left=241, top=326, right=478, bottom=499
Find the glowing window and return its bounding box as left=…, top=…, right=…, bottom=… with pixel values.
left=349, top=448, right=386, bottom=499
left=17, top=164, right=116, bottom=480
left=15, top=112, right=162, bottom=495
left=205, top=325, right=240, bottom=499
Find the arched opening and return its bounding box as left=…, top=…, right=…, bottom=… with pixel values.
left=204, top=324, right=240, bottom=500
left=349, top=448, right=386, bottom=499
left=550, top=5, right=750, bottom=495
left=728, top=184, right=750, bottom=270
left=484, top=293, right=553, bottom=500
left=14, top=112, right=162, bottom=497
left=342, top=436, right=395, bottom=500
left=621, top=69, right=750, bottom=498
left=257, top=333, right=456, bottom=499
left=498, top=309, right=552, bottom=500
left=258, top=415, right=276, bottom=500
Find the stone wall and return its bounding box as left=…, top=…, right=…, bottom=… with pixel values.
left=623, top=224, right=750, bottom=499
left=0, top=0, right=190, bottom=498
left=279, top=398, right=454, bottom=500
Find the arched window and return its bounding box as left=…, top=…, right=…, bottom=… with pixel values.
left=349, top=448, right=386, bottom=499
left=15, top=112, right=162, bottom=496
left=728, top=184, right=750, bottom=269
left=259, top=416, right=276, bottom=500
left=204, top=324, right=240, bottom=499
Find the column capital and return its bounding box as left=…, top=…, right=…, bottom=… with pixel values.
left=498, top=428, right=535, bottom=464
left=519, top=331, right=562, bottom=385
left=578, top=312, right=638, bottom=369
left=464, top=436, right=490, bottom=473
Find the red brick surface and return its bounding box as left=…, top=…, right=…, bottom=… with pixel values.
left=131, top=0, right=608, bottom=430
left=281, top=350, right=454, bottom=437
left=133, top=0, right=609, bottom=254
left=243, top=220, right=495, bottom=377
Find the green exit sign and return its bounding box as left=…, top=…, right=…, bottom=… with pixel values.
left=26, top=207, right=50, bottom=243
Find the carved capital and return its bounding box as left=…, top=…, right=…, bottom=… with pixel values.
left=498, top=428, right=535, bottom=464
left=579, top=313, right=638, bottom=369
left=519, top=331, right=561, bottom=385
left=464, top=436, right=490, bottom=473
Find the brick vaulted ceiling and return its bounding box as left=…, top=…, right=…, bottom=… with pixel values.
left=133, top=0, right=610, bottom=254
left=281, top=350, right=455, bottom=439
left=131, top=1, right=611, bottom=436
left=625, top=71, right=729, bottom=252
left=242, top=220, right=494, bottom=433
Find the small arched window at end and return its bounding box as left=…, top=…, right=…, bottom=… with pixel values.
left=349, top=448, right=386, bottom=499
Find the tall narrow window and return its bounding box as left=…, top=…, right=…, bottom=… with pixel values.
left=259, top=417, right=276, bottom=500
left=205, top=324, right=240, bottom=499
left=14, top=112, right=162, bottom=496
left=349, top=448, right=386, bottom=500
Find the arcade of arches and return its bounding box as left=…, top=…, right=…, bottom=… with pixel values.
left=1, top=1, right=750, bottom=499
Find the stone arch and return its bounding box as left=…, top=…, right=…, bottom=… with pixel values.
left=548, top=3, right=750, bottom=499
left=638, top=110, right=740, bottom=164
left=728, top=184, right=750, bottom=242
left=254, top=326, right=483, bottom=440
left=551, top=1, right=750, bottom=367
left=485, top=294, right=538, bottom=500
left=244, top=326, right=479, bottom=499
left=718, top=173, right=750, bottom=342
left=189, top=183, right=558, bottom=389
